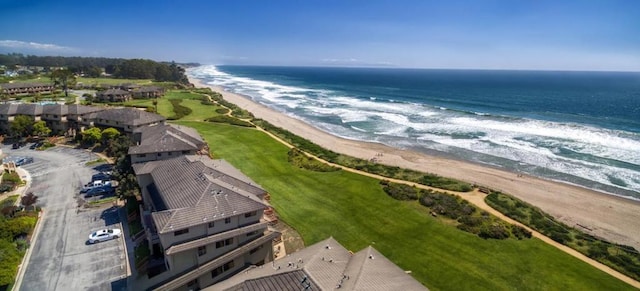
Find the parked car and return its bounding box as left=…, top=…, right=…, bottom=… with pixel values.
left=14, top=157, right=34, bottom=166
left=81, top=180, right=111, bottom=193
left=88, top=228, right=121, bottom=244
left=30, top=142, right=43, bottom=149
left=12, top=142, right=25, bottom=149
left=85, top=186, right=114, bottom=197
left=91, top=172, right=112, bottom=182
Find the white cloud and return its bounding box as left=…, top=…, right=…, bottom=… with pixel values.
left=322, top=58, right=359, bottom=63
left=0, top=40, right=75, bottom=52
left=321, top=58, right=394, bottom=67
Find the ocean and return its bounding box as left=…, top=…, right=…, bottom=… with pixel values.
left=187, top=65, right=640, bottom=200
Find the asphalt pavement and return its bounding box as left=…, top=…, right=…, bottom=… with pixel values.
left=4, top=144, right=128, bottom=291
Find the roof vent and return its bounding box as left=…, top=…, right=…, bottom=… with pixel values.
left=368, top=255, right=374, bottom=259
left=325, top=245, right=331, bottom=249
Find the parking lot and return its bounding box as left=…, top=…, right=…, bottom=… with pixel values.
left=5, top=144, right=128, bottom=290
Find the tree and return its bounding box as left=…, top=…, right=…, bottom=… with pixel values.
left=86, top=66, right=102, bottom=78
left=10, top=115, right=34, bottom=137
left=33, top=92, right=41, bottom=103
left=82, top=93, right=94, bottom=104
left=81, top=127, right=102, bottom=145
left=32, top=121, right=51, bottom=137
left=50, top=68, right=76, bottom=97
left=101, top=127, right=120, bottom=144
left=20, top=192, right=38, bottom=211
left=0, top=91, right=9, bottom=104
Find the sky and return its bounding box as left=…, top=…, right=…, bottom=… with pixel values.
left=0, top=0, right=639, bottom=71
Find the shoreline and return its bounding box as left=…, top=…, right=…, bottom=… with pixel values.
left=188, top=76, right=640, bottom=251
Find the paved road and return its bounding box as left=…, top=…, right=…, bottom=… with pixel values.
left=4, top=145, right=127, bottom=291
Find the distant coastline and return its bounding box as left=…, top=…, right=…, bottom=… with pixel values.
left=187, top=70, right=640, bottom=253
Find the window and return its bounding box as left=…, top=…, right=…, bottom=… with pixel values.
left=182, top=150, right=189, bottom=154
left=168, top=152, right=173, bottom=156
left=137, top=154, right=146, bottom=158
left=215, top=238, right=233, bottom=249
left=198, top=246, right=207, bottom=256
left=250, top=245, right=263, bottom=254
left=211, top=260, right=235, bottom=278
left=208, top=222, right=215, bottom=228
left=174, top=228, right=189, bottom=236
left=225, top=217, right=231, bottom=224
left=244, top=211, right=257, bottom=218
left=157, top=153, right=162, bottom=157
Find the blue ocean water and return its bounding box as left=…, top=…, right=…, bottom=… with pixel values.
left=188, top=65, right=640, bottom=199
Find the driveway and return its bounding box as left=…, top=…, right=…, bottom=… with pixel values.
left=5, top=145, right=127, bottom=290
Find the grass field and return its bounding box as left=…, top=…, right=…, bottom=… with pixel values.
left=173, top=120, right=634, bottom=291
left=125, top=89, right=223, bottom=121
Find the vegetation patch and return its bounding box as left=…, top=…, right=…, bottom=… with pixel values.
left=88, top=196, right=118, bottom=205
left=288, top=148, right=341, bottom=172
left=252, top=118, right=473, bottom=192
left=0, top=172, right=22, bottom=193
left=167, top=99, right=192, bottom=120
left=85, top=158, right=106, bottom=166
left=204, top=115, right=254, bottom=127
left=380, top=181, right=530, bottom=240
left=0, top=193, right=39, bottom=289
left=486, top=191, right=640, bottom=281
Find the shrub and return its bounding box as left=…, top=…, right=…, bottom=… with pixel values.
left=167, top=99, right=192, bottom=120
left=288, top=148, right=340, bottom=172
left=382, top=182, right=420, bottom=201
left=205, top=115, right=254, bottom=127
left=215, top=108, right=230, bottom=114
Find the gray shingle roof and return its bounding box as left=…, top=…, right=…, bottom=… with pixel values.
left=42, top=104, right=69, bottom=115
left=66, top=104, right=104, bottom=115
left=94, top=107, right=165, bottom=126
left=210, top=237, right=428, bottom=291
left=134, top=155, right=267, bottom=234
left=128, top=123, right=205, bottom=155
left=224, top=270, right=318, bottom=291
left=0, top=83, right=52, bottom=89
left=0, top=104, right=20, bottom=115
left=15, top=104, right=43, bottom=116
left=99, top=88, right=130, bottom=95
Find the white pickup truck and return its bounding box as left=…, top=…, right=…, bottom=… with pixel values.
left=80, top=180, right=112, bottom=193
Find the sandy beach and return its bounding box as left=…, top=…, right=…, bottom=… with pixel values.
left=189, top=77, right=640, bottom=252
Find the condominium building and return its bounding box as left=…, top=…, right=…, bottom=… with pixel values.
left=132, top=155, right=280, bottom=290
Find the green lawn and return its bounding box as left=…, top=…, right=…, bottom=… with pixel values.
left=175, top=120, right=634, bottom=291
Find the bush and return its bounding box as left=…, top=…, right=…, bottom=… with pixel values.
left=215, top=108, right=230, bottom=114
left=205, top=115, right=254, bottom=127
left=382, top=181, right=420, bottom=200
left=167, top=99, right=192, bottom=120
left=479, top=224, right=511, bottom=240
left=288, top=148, right=340, bottom=172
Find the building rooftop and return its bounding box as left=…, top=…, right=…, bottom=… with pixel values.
left=209, top=237, right=428, bottom=291
left=133, top=155, right=268, bottom=234
left=128, top=123, right=205, bottom=155
left=99, top=88, right=130, bottom=95
left=42, top=104, right=69, bottom=115
left=0, top=82, right=52, bottom=89
left=93, top=107, right=165, bottom=127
